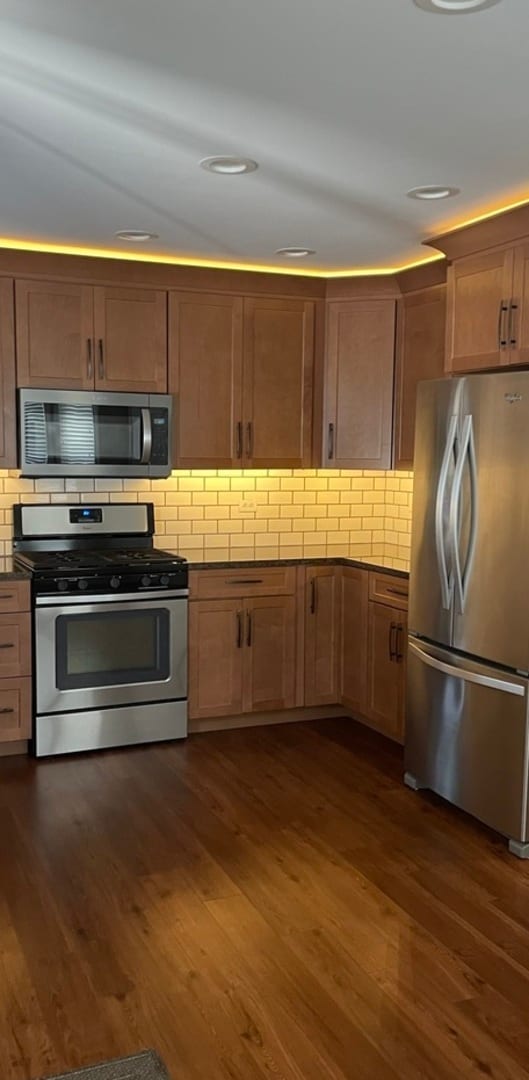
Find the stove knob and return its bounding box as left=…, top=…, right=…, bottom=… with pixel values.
left=110, top=575, right=121, bottom=590
left=141, top=574, right=151, bottom=588
left=160, top=574, right=170, bottom=587
left=78, top=578, right=89, bottom=591
left=57, top=579, right=69, bottom=592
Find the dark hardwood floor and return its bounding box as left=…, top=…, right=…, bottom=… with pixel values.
left=1, top=719, right=529, bottom=1080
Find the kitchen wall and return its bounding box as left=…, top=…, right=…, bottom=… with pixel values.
left=0, top=469, right=413, bottom=569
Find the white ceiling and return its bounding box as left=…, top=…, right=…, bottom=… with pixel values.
left=0, top=0, right=528, bottom=273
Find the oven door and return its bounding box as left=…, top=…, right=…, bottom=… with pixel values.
left=35, top=591, right=187, bottom=715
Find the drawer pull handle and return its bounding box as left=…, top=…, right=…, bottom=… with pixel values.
left=0, top=707, right=14, bottom=714
left=0, top=594, right=14, bottom=600
left=225, top=579, right=264, bottom=585
left=0, top=643, right=15, bottom=649
left=387, top=586, right=408, bottom=598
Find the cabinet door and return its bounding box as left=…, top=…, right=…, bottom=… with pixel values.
left=0, top=678, right=31, bottom=743
left=304, top=566, right=340, bottom=706
left=169, top=292, right=243, bottom=467
left=15, top=279, right=94, bottom=389
left=94, top=287, right=167, bottom=392
left=242, top=298, right=314, bottom=467
left=325, top=300, right=395, bottom=468
left=509, top=242, right=529, bottom=366
left=243, top=595, right=296, bottom=712
left=366, top=602, right=406, bottom=742
left=188, top=600, right=243, bottom=720
left=446, top=248, right=514, bottom=373
left=340, top=566, right=369, bottom=715
left=394, top=285, right=446, bottom=469
left=0, top=280, right=17, bottom=467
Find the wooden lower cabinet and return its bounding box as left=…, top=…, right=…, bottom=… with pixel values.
left=366, top=602, right=407, bottom=742
left=188, top=600, right=243, bottom=721
left=340, top=566, right=369, bottom=714
left=188, top=593, right=296, bottom=721
left=244, top=596, right=296, bottom=712
left=0, top=678, right=32, bottom=742
left=0, top=581, right=33, bottom=748
left=304, top=566, right=340, bottom=707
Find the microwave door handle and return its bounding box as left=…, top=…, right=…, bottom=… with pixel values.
left=140, top=408, right=153, bottom=464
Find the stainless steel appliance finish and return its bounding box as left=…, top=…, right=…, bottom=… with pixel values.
left=18, top=388, right=172, bottom=478
left=35, top=700, right=188, bottom=758
left=15, top=502, right=188, bottom=757
left=406, top=371, right=529, bottom=857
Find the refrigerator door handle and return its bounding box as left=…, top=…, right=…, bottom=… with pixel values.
left=408, top=640, right=525, bottom=697
left=435, top=413, right=458, bottom=611
left=450, top=413, right=478, bottom=615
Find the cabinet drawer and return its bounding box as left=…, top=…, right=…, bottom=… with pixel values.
left=0, top=581, right=30, bottom=613
left=0, top=677, right=31, bottom=742
left=0, top=613, right=31, bottom=677
left=189, top=566, right=296, bottom=600
left=368, top=571, right=409, bottom=610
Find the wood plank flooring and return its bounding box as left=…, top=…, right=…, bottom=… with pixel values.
left=1, top=718, right=529, bottom=1079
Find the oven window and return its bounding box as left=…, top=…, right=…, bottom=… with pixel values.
left=55, top=609, right=170, bottom=689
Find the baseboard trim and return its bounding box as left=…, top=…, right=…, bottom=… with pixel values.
left=189, top=704, right=348, bottom=734
left=0, top=739, right=29, bottom=757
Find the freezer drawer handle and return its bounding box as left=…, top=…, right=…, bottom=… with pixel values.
left=408, top=641, right=525, bottom=697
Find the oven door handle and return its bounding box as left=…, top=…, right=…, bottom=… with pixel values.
left=35, top=588, right=189, bottom=606
left=140, top=408, right=153, bottom=465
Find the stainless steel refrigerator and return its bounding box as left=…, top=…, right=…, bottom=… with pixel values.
left=405, top=371, right=529, bottom=857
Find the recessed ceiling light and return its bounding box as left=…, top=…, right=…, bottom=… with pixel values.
left=414, top=0, right=502, bottom=13
left=406, top=185, right=460, bottom=201
left=275, top=246, right=316, bottom=258
left=115, top=230, right=159, bottom=242
left=200, top=156, right=258, bottom=175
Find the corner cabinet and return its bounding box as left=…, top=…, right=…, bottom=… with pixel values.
left=0, top=279, right=17, bottom=468
left=394, top=284, right=446, bottom=469
left=15, top=280, right=168, bottom=392
left=304, top=565, right=341, bottom=707
left=323, top=299, right=396, bottom=469
left=170, top=292, right=314, bottom=469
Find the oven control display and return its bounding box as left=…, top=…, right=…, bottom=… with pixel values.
left=69, top=508, right=103, bottom=524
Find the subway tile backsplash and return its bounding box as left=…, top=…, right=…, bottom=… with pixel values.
left=0, top=469, right=413, bottom=570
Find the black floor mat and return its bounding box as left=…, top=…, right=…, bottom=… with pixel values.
left=40, top=1050, right=171, bottom=1080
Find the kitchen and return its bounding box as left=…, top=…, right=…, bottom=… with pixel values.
left=2, top=1, right=529, bottom=1079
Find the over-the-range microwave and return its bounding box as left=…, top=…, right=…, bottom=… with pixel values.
left=18, top=389, right=173, bottom=478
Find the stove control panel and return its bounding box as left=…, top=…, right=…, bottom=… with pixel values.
left=31, top=566, right=188, bottom=597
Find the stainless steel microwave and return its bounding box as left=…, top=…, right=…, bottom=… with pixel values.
left=18, top=389, right=173, bottom=478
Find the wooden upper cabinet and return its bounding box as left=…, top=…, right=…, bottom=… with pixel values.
left=394, top=285, right=446, bottom=469
left=446, top=248, right=514, bottom=373
left=366, top=602, right=407, bottom=743
left=169, top=292, right=243, bottom=467
left=510, top=242, right=529, bottom=366
left=242, top=298, right=314, bottom=468
left=243, top=595, right=297, bottom=713
left=0, top=280, right=17, bottom=468
left=324, top=300, right=396, bottom=469
left=340, top=566, right=369, bottom=715
left=304, top=566, right=340, bottom=707
left=94, top=287, right=167, bottom=393
left=15, top=280, right=94, bottom=389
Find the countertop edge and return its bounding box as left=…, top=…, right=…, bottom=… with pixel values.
left=188, top=557, right=409, bottom=579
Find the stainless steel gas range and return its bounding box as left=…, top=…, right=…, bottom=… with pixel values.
left=13, top=502, right=188, bottom=757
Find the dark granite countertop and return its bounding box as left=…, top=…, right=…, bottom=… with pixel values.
left=188, top=555, right=409, bottom=579
left=0, top=558, right=31, bottom=580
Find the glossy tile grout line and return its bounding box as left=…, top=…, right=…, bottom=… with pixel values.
left=0, top=468, right=413, bottom=571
